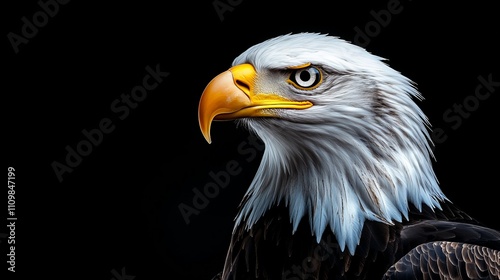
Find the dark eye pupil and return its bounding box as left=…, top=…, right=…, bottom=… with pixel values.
left=300, top=71, right=311, bottom=81
left=289, top=66, right=321, bottom=89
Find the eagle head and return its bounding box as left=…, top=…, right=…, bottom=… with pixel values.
left=198, top=33, right=447, bottom=254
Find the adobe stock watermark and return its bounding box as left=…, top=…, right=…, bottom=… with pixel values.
left=7, top=0, right=70, bottom=54
left=431, top=73, right=498, bottom=147
left=352, top=0, right=412, bottom=48
left=178, top=133, right=264, bottom=225
left=51, top=64, right=169, bottom=183
left=212, top=0, right=243, bottom=22
left=110, top=267, right=135, bottom=280
left=282, top=235, right=340, bottom=280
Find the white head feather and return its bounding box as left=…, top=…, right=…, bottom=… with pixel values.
left=231, top=33, right=447, bottom=254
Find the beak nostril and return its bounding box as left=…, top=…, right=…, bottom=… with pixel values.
left=235, top=79, right=251, bottom=92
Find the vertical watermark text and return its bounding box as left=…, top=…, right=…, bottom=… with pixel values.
left=7, top=167, right=17, bottom=273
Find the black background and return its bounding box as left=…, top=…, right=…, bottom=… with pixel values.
left=5, top=1, right=498, bottom=279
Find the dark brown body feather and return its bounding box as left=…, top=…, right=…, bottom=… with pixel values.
left=213, top=201, right=500, bottom=280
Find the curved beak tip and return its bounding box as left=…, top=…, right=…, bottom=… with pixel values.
left=198, top=110, right=213, bottom=144
left=203, top=132, right=212, bottom=144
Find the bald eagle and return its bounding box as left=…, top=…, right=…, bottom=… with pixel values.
left=198, top=33, right=500, bottom=280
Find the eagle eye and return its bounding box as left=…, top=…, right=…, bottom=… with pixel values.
left=288, top=66, right=322, bottom=90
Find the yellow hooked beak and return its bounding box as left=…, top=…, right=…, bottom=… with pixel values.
left=198, top=64, right=313, bottom=143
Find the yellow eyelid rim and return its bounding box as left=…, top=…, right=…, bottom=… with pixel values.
left=287, top=62, right=312, bottom=70
left=286, top=63, right=323, bottom=91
